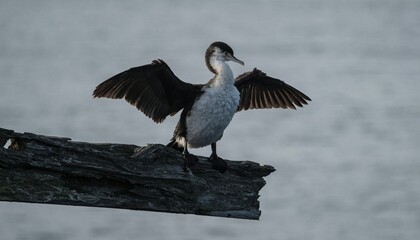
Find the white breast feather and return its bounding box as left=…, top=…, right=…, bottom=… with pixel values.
left=186, top=84, right=240, bottom=148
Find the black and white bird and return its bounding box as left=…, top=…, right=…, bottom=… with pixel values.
left=93, top=41, right=311, bottom=173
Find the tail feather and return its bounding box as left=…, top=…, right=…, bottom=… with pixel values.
left=166, top=138, right=184, bottom=152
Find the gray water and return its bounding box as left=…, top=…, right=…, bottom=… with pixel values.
left=1, top=0, right=420, bottom=239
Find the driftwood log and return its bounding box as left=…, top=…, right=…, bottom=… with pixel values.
left=0, top=127, right=275, bottom=220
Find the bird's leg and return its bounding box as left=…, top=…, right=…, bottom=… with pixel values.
left=182, top=139, right=198, bottom=171
left=209, top=142, right=227, bottom=173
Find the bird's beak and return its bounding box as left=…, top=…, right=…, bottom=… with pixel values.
left=227, top=53, right=245, bottom=66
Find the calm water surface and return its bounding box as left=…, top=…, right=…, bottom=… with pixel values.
left=1, top=0, right=419, bottom=240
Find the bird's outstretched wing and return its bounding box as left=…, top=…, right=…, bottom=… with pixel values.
left=235, top=68, right=311, bottom=111
left=93, top=59, right=203, bottom=123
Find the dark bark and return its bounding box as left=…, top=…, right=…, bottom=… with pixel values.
left=0, top=127, right=275, bottom=220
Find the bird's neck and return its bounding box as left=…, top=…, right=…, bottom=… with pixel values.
left=210, top=60, right=234, bottom=87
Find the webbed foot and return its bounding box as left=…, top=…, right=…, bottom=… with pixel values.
left=209, top=153, right=227, bottom=173
left=183, top=152, right=199, bottom=171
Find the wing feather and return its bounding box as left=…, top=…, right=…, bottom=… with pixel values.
left=93, top=59, right=203, bottom=123
left=235, top=68, right=311, bottom=111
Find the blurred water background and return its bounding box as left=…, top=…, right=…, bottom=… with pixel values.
left=1, top=0, right=420, bottom=239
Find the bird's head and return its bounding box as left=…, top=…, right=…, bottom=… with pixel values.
left=205, top=41, right=244, bottom=74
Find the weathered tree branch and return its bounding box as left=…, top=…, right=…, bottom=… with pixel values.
left=0, top=127, right=275, bottom=220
